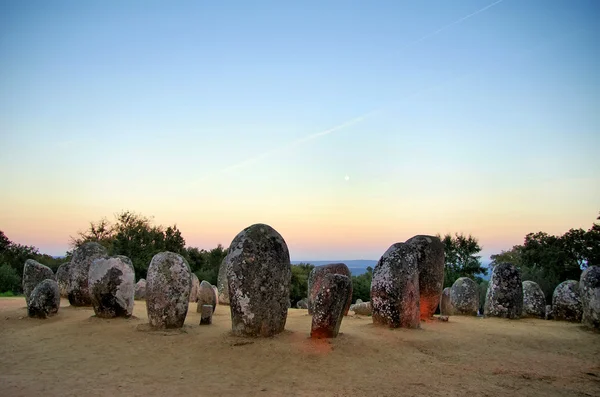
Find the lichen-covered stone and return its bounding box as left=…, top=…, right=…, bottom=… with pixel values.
left=22, top=259, right=55, bottom=306
left=56, top=262, right=70, bottom=298
left=227, top=223, right=291, bottom=337
left=552, top=280, right=582, bottom=322
left=406, top=235, right=445, bottom=320
left=355, top=299, right=363, bottom=304
left=308, top=263, right=352, bottom=316
left=450, top=278, right=479, bottom=316
left=522, top=280, right=546, bottom=319
left=28, top=279, right=60, bottom=319
left=352, top=301, right=372, bottom=316
left=217, top=253, right=232, bottom=305
left=189, top=273, right=200, bottom=303
left=296, top=298, right=308, bottom=309
left=197, top=280, right=217, bottom=313
left=88, top=256, right=135, bottom=318
left=311, top=273, right=352, bottom=338
left=146, top=252, right=192, bottom=329
left=200, top=304, right=213, bottom=325
left=580, top=266, right=600, bottom=329
left=68, top=242, right=108, bottom=306
left=440, top=287, right=453, bottom=316
left=484, top=263, right=523, bottom=319
left=545, top=305, right=553, bottom=320
left=135, top=279, right=146, bottom=300
left=371, top=243, right=420, bottom=329
left=212, top=285, right=219, bottom=307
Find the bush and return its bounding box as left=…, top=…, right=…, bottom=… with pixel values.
left=0, top=263, right=21, bottom=294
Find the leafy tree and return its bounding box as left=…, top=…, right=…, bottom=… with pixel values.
left=0, top=263, right=20, bottom=294
left=187, top=245, right=228, bottom=285
left=438, top=233, right=486, bottom=288
left=351, top=266, right=373, bottom=303
left=478, top=280, right=489, bottom=313
left=289, top=263, right=314, bottom=306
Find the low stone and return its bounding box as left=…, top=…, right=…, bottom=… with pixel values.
left=189, top=273, right=200, bottom=303
left=296, top=298, right=308, bottom=309
left=88, top=256, right=135, bottom=318
left=450, top=278, right=479, bottom=316
left=440, top=287, right=453, bottom=316
left=580, top=266, right=600, bottom=329
left=545, top=305, right=553, bottom=320
left=522, top=281, right=546, bottom=319
left=552, top=280, right=582, bottom=322
left=28, top=279, right=60, bottom=319
left=56, top=262, right=70, bottom=298
left=68, top=242, right=108, bottom=306
left=484, top=263, right=523, bottom=319
left=311, top=273, right=352, bottom=338
left=197, top=280, right=217, bottom=313
left=135, top=279, right=147, bottom=300
left=406, top=235, right=445, bottom=320
left=22, top=259, right=55, bottom=306
left=352, top=301, right=372, bottom=316
left=200, top=305, right=213, bottom=325
left=437, top=315, right=449, bottom=322
left=308, top=263, right=352, bottom=316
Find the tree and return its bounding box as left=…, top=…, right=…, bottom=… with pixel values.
left=290, top=263, right=314, bottom=306
left=351, top=266, right=373, bottom=303
left=438, top=233, right=486, bottom=288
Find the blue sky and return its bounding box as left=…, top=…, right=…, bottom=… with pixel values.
left=0, top=0, right=599, bottom=260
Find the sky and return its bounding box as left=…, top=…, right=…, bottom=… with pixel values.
left=1, top=0, right=599, bottom=261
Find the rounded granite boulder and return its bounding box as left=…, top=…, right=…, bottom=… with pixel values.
left=405, top=235, right=445, bottom=320
left=68, top=242, right=108, bottom=306
left=88, top=256, right=135, bottom=318
left=580, top=266, right=600, bottom=329
left=311, top=273, right=352, bottom=338
left=28, top=279, right=60, bottom=319
left=308, top=263, right=352, bottom=316
left=522, top=280, right=546, bottom=319
left=450, top=277, right=479, bottom=316
left=56, top=262, right=70, bottom=298
left=134, top=279, right=147, bottom=300
left=226, top=223, right=291, bottom=337
left=22, top=259, right=55, bottom=306
left=440, top=287, right=453, bottom=316
left=189, top=273, right=200, bottom=303
left=371, top=243, right=420, bottom=328
left=197, top=280, right=217, bottom=313
left=552, top=280, right=582, bottom=322
left=352, top=301, right=372, bottom=316
left=146, top=252, right=192, bottom=329
left=484, top=263, right=523, bottom=319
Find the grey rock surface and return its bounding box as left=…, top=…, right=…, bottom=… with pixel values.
left=552, top=280, right=582, bottom=322
left=88, top=256, right=135, bottom=318
left=450, top=277, right=479, bottom=316
left=197, top=280, right=217, bottom=313
left=308, top=263, right=352, bottom=316
left=406, top=235, right=445, bottom=320
left=580, top=266, right=600, bottom=329
left=134, top=279, right=147, bottom=300
left=352, top=301, right=372, bottom=316
left=311, top=273, right=352, bottom=338
left=22, top=259, right=55, bottom=306
left=200, top=304, right=213, bottom=325
left=28, top=279, right=60, bottom=319
left=484, top=263, right=523, bottom=319
left=56, top=262, right=70, bottom=298
left=189, top=273, right=200, bottom=303
left=440, top=287, right=453, bottom=316
left=296, top=298, right=308, bottom=309
left=522, top=280, right=546, bottom=319
left=68, top=242, right=108, bottom=306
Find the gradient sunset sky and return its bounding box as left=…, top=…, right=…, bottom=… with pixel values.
left=1, top=0, right=598, bottom=261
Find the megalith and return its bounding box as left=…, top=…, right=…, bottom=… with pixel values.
left=56, top=262, right=70, bottom=298
left=308, top=263, right=352, bottom=316
left=406, top=235, right=445, bottom=320
left=450, top=277, right=479, bottom=316
left=440, top=287, right=453, bottom=316
left=68, top=242, right=108, bottom=306
left=22, top=259, right=55, bottom=306
left=311, top=273, right=352, bottom=338
left=484, top=263, right=523, bottom=319
left=552, top=280, right=582, bottom=322
left=197, top=280, right=217, bottom=313
left=28, top=279, right=60, bottom=319
left=88, top=256, right=135, bottom=318
left=522, top=280, right=546, bottom=319
left=580, top=266, right=600, bottom=329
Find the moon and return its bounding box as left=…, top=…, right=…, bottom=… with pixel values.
left=344, top=175, right=350, bottom=181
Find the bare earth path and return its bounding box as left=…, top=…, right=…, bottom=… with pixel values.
left=1, top=297, right=599, bottom=397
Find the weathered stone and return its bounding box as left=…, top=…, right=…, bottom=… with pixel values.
left=450, top=278, right=479, bottom=316
left=217, top=255, right=230, bottom=305
left=522, top=280, right=546, bottom=319
left=356, top=299, right=363, bottom=304
left=552, top=280, right=582, bottom=322
left=28, top=279, right=60, bottom=319
left=484, top=263, right=523, bottom=319
left=545, top=305, right=553, bottom=320
left=308, top=263, right=352, bottom=316
left=296, top=298, right=308, bottom=309
left=88, top=256, right=135, bottom=318
left=197, top=280, right=217, bottom=313
left=189, top=273, right=200, bottom=303
left=22, top=259, right=55, bottom=306
left=227, top=223, right=291, bottom=337
left=146, top=252, right=192, bottom=329
left=311, top=273, right=352, bottom=338
left=134, top=279, right=146, bottom=300
left=56, top=262, right=70, bottom=298
left=212, top=285, right=219, bottom=307
left=68, top=242, right=108, bottom=306
left=580, top=266, right=600, bottom=329
left=200, top=304, right=213, bottom=325
left=406, top=235, right=445, bottom=320
left=371, top=243, right=420, bottom=328
left=440, top=287, right=453, bottom=316
left=352, top=301, right=372, bottom=316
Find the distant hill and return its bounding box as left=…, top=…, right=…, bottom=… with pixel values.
left=291, top=260, right=377, bottom=276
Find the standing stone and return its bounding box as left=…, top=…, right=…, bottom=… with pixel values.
left=580, top=266, right=600, bottom=329
left=135, top=279, right=147, bottom=300
left=440, top=287, right=453, bottom=316
left=189, top=273, right=200, bottom=303
left=406, top=235, right=445, bottom=320
left=217, top=256, right=230, bottom=305
left=200, top=305, right=213, bottom=325
left=450, top=278, right=479, bottom=316
left=68, top=242, right=108, bottom=306
left=197, top=280, right=217, bottom=313
left=352, top=301, right=373, bottom=316
left=522, top=280, right=546, bottom=319
left=484, top=263, right=523, bottom=319
left=88, top=256, right=135, bottom=318
left=371, top=243, right=420, bottom=329
left=552, top=280, right=582, bottom=322
left=212, top=285, right=219, bottom=307
left=311, top=273, right=352, bottom=338
left=56, top=262, right=70, bottom=298
left=28, top=279, right=60, bottom=319
left=227, top=223, right=291, bottom=337
left=545, top=305, right=554, bottom=320
left=22, top=259, right=55, bottom=306
left=146, top=252, right=192, bottom=329
left=308, top=263, right=352, bottom=316
left=356, top=299, right=363, bottom=304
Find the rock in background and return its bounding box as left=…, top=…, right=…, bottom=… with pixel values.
left=296, top=298, right=308, bottom=309
left=522, top=280, right=546, bottom=319
left=135, top=279, right=147, bottom=300
left=406, top=235, right=445, bottom=320
left=200, top=304, right=213, bottom=325
left=68, top=242, right=108, bottom=306
left=484, top=263, right=523, bottom=319
left=227, top=223, right=291, bottom=337
left=56, top=262, right=70, bottom=298
left=552, top=280, right=582, bottom=322
left=371, top=243, right=420, bottom=328
left=545, top=305, right=554, bottom=320
left=146, top=252, right=192, bottom=329
left=580, top=266, right=600, bottom=329
left=189, top=273, right=200, bottom=303
left=352, top=301, right=372, bottom=316
left=450, top=278, right=479, bottom=316
left=197, top=280, right=217, bottom=313
left=311, top=273, right=352, bottom=338
left=22, top=259, right=55, bottom=306
left=88, top=256, right=135, bottom=318
left=28, top=279, right=60, bottom=319
left=440, top=287, right=453, bottom=316
left=308, top=263, right=352, bottom=316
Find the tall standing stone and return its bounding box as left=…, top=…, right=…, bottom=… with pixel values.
left=450, top=277, right=479, bottom=316
left=484, top=263, right=523, bottom=319
left=88, top=256, right=135, bottom=318
left=56, top=262, right=70, bottom=298
left=406, top=235, right=445, bottom=320
left=308, top=263, right=352, bottom=316
left=371, top=243, right=420, bottom=329
left=197, top=280, right=217, bottom=313
left=311, top=273, right=352, bottom=338
left=28, top=279, right=60, bottom=319
left=522, top=280, right=546, bottom=319
left=552, top=280, right=582, bottom=322
left=146, top=252, right=192, bottom=329
left=440, top=287, right=453, bottom=316
left=227, top=224, right=291, bottom=337
left=580, top=266, right=600, bottom=329
left=68, top=242, right=108, bottom=306
left=22, top=259, right=55, bottom=306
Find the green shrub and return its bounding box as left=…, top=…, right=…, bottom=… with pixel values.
left=0, top=263, right=21, bottom=294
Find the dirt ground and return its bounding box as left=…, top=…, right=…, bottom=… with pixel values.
left=0, top=298, right=599, bottom=397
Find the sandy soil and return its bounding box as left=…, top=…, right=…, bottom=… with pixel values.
left=0, top=298, right=599, bottom=397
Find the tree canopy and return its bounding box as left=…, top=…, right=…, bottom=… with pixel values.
left=437, top=233, right=486, bottom=288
